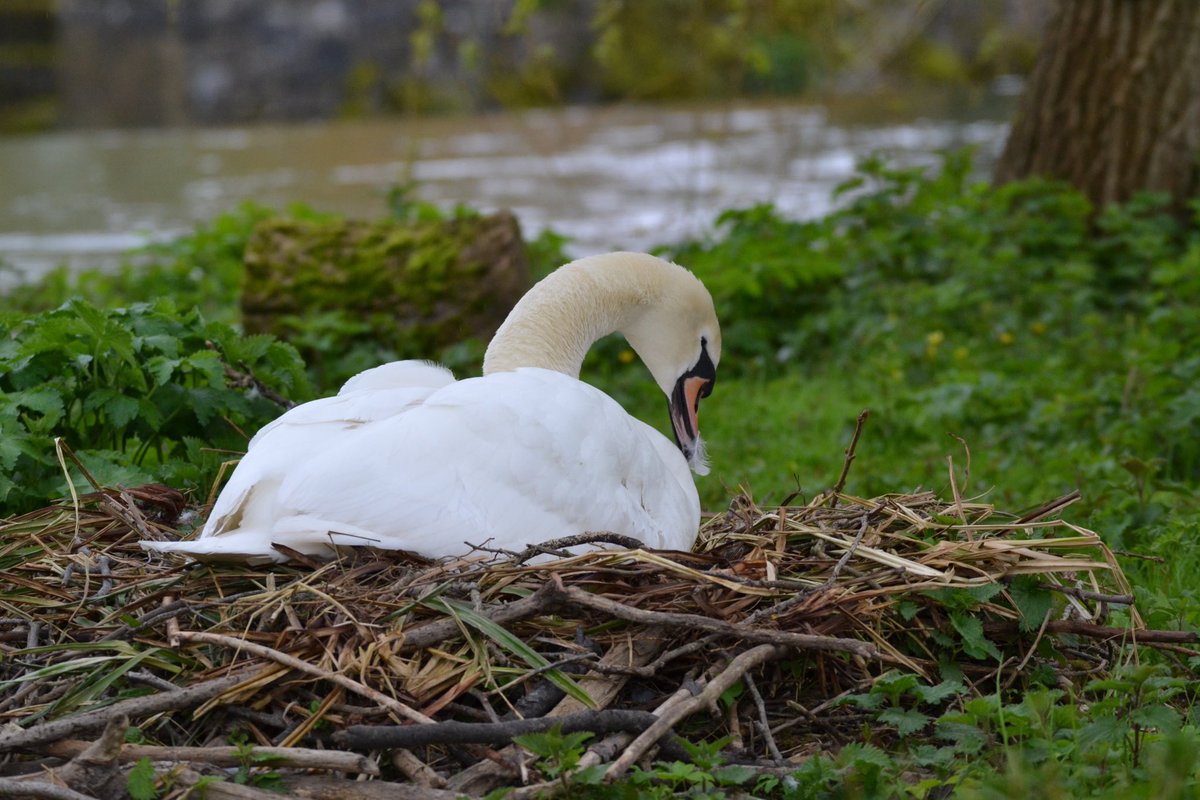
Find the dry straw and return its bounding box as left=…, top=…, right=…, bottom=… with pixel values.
left=0, top=439, right=1189, bottom=797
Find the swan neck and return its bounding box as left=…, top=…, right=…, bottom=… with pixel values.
left=483, top=254, right=661, bottom=377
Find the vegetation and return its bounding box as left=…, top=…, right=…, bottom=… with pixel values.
left=2, top=152, right=1199, bottom=795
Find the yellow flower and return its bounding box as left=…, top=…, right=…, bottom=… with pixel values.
left=925, top=330, right=944, bottom=359
left=618, top=349, right=636, bottom=364
left=998, top=331, right=1014, bottom=345
left=954, top=346, right=969, bottom=361
left=1031, top=321, right=1046, bottom=335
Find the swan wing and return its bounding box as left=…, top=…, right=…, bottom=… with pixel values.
left=144, top=369, right=699, bottom=562
left=270, top=368, right=699, bottom=557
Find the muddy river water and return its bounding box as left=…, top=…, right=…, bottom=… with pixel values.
left=0, top=97, right=1012, bottom=284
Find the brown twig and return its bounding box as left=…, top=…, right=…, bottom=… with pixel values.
left=507, top=532, right=651, bottom=564
left=44, top=740, right=379, bottom=775
left=830, top=409, right=869, bottom=504
left=742, top=671, right=784, bottom=765
left=1036, top=583, right=1135, bottom=606
left=337, top=709, right=667, bottom=750
left=0, top=671, right=254, bottom=753
left=546, top=576, right=877, bottom=659
left=605, top=644, right=788, bottom=778
left=0, top=779, right=96, bottom=800
left=984, top=620, right=1199, bottom=644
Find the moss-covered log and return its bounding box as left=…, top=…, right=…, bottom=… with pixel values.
left=241, top=211, right=529, bottom=364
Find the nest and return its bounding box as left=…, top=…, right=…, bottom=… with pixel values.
left=0, top=466, right=1183, bottom=799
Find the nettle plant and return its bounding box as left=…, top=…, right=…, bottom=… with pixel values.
left=0, top=298, right=309, bottom=514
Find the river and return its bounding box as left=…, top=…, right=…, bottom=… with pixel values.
left=0, top=95, right=1013, bottom=285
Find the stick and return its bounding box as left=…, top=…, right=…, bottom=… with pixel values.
left=830, top=409, right=869, bottom=503
left=44, top=740, right=379, bottom=775
left=337, top=709, right=664, bottom=750
left=1035, top=583, right=1135, bottom=606
left=546, top=576, right=876, bottom=659
left=175, top=630, right=434, bottom=725
left=280, top=775, right=466, bottom=800
left=823, top=512, right=870, bottom=586
left=742, top=671, right=784, bottom=765
left=985, top=620, right=1200, bottom=644
left=605, top=644, right=788, bottom=778
left=0, top=780, right=95, bottom=800
left=509, top=532, right=649, bottom=564
left=0, top=671, right=253, bottom=753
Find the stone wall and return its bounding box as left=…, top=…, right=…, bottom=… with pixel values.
left=53, top=0, right=1046, bottom=129
left=0, top=0, right=57, bottom=131
left=56, top=0, right=594, bottom=127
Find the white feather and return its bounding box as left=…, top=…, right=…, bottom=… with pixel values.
left=143, top=365, right=698, bottom=563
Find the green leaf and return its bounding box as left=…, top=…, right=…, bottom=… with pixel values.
left=145, top=355, right=180, bottom=386
left=879, top=707, right=931, bottom=737
left=949, top=611, right=1002, bottom=661
left=1075, top=712, right=1128, bottom=753
left=897, top=598, right=921, bottom=621
left=428, top=598, right=596, bottom=709
left=1130, top=704, right=1182, bottom=733
left=127, top=757, right=158, bottom=800
left=719, top=679, right=744, bottom=709
left=911, top=680, right=964, bottom=706
left=711, top=764, right=756, bottom=786
left=1008, top=576, right=1054, bottom=633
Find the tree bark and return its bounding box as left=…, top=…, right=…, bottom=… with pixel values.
left=994, top=0, right=1200, bottom=210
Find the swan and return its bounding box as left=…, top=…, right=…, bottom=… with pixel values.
left=141, top=251, right=720, bottom=563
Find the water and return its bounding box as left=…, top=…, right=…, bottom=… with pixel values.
left=0, top=97, right=1012, bottom=285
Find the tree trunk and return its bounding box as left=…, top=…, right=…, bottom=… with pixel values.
left=994, top=0, right=1200, bottom=210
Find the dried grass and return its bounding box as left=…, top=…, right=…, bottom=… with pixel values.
left=0, top=468, right=1175, bottom=793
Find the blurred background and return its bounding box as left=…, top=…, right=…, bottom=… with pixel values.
left=0, top=0, right=1042, bottom=282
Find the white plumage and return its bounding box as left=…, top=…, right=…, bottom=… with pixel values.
left=141, top=251, right=720, bottom=564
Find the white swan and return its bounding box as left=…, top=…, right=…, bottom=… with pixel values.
left=141, top=251, right=720, bottom=563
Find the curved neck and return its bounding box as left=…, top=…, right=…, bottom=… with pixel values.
left=483, top=253, right=666, bottom=377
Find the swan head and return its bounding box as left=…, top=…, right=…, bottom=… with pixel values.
left=619, top=259, right=722, bottom=476
left=483, top=251, right=721, bottom=475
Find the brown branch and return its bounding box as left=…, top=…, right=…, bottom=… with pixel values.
left=26, top=715, right=128, bottom=800
left=545, top=576, right=876, bottom=659
left=280, top=775, right=466, bottom=800
left=336, top=709, right=665, bottom=750
left=0, top=671, right=254, bottom=753
left=830, top=409, right=869, bottom=503
left=605, top=644, right=788, bottom=779
left=44, top=740, right=379, bottom=775
left=1035, top=583, right=1135, bottom=606
left=0, top=779, right=96, bottom=800
left=985, top=620, right=1199, bottom=644
left=508, top=532, right=649, bottom=564
left=742, top=671, right=784, bottom=765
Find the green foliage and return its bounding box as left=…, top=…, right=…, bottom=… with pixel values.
left=3, top=203, right=281, bottom=322
left=514, top=727, right=600, bottom=783
left=126, top=757, right=158, bottom=800
left=0, top=299, right=308, bottom=515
